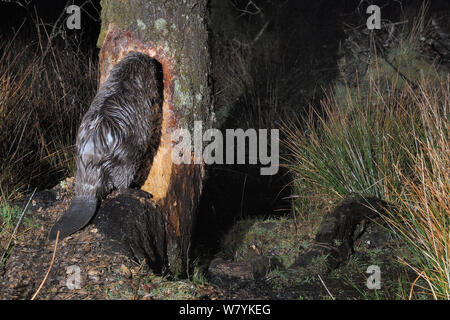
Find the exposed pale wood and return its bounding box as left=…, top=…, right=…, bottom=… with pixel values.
left=97, top=0, right=212, bottom=274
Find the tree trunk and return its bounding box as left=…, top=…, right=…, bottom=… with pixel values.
left=97, top=0, right=213, bottom=275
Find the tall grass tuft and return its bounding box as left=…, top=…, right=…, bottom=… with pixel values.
left=383, top=76, right=449, bottom=299
left=0, top=32, right=97, bottom=201
left=283, top=64, right=420, bottom=204
left=284, top=8, right=449, bottom=298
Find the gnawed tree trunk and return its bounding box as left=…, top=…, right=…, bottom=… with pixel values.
left=97, top=0, right=213, bottom=275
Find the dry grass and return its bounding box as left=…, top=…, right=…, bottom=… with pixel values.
left=383, top=76, right=449, bottom=299
left=0, top=30, right=97, bottom=201
left=283, top=5, right=450, bottom=298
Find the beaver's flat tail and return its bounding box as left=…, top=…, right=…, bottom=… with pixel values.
left=49, top=197, right=98, bottom=240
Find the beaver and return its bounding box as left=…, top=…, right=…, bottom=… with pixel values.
left=49, top=51, right=163, bottom=240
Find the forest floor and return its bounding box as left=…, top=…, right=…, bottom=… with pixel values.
left=0, top=179, right=223, bottom=300
left=0, top=179, right=415, bottom=300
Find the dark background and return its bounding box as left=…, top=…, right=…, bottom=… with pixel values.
left=0, top=0, right=447, bottom=255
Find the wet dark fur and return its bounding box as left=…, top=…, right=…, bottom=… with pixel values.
left=49, top=52, right=163, bottom=240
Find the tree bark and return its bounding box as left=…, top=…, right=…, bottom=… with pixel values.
left=97, top=0, right=213, bottom=275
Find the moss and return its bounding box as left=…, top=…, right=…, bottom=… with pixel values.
left=167, top=241, right=184, bottom=278
left=98, top=0, right=137, bottom=47
left=0, top=203, right=38, bottom=237
left=107, top=273, right=199, bottom=300
left=98, top=1, right=169, bottom=47
left=219, top=217, right=305, bottom=268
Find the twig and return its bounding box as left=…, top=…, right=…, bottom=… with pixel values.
left=251, top=21, right=270, bottom=45
left=0, top=188, right=37, bottom=267
left=231, top=0, right=262, bottom=17
left=318, top=274, right=335, bottom=300
left=232, top=21, right=271, bottom=47
left=239, top=174, right=248, bottom=218
left=31, top=231, right=60, bottom=300
left=371, top=35, right=417, bottom=89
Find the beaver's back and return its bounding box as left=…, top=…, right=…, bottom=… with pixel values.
left=50, top=52, right=163, bottom=240
left=75, top=52, right=163, bottom=197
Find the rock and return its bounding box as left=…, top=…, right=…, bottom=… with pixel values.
left=207, top=255, right=283, bottom=284
left=250, top=255, right=283, bottom=280
left=207, top=258, right=253, bottom=283
left=357, top=221, right=392, bottom=248
left=290, top=248, right=324, bottom=269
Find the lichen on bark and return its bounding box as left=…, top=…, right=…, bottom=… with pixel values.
left=97, top=0, right=213, bottom=276
left=98, top=0, right=213, bottom=132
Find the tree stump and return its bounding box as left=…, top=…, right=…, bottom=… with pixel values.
left=93, top=189, right=167, bottom=274
left=291, top=196, right=388, bottom=270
